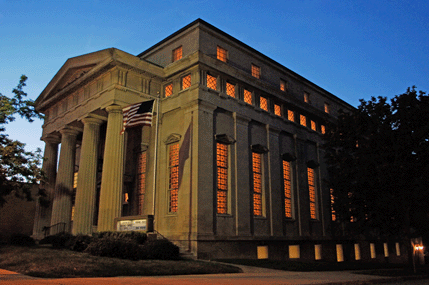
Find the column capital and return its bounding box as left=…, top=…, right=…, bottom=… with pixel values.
left=41, top=134, right=61, bottom=144
left=105, top=105, right=123, bottom=114
left=81, top=116, right=105, bottom=126
left=60, top=126, right=81, bottom=137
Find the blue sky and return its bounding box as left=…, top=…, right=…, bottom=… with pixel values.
left=1, top=0, right=428, bottom=152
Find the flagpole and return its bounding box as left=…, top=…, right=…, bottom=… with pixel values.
left=152, top=95, right=160, bottom=219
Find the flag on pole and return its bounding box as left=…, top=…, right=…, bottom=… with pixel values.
left=120, top=100, right=155, bottom=134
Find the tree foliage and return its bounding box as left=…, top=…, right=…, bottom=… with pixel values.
left=325, top=87, right=429, bottom=239
left=0, top=75, right=44, bottom=207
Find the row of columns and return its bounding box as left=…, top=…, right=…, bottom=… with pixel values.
left=34, top=105, right=126, bottom=237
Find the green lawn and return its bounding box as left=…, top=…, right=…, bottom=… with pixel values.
left=0, top=246, right=241, bottom=278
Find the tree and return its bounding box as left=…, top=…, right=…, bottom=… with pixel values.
left=0, top=75, right=44, bottom=207
left=325, top=87, right=429, bottom=241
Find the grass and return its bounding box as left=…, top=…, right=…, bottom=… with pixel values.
left=0, top=246, right=242, bottom=278
left=216, top=259, right=429, bottom=277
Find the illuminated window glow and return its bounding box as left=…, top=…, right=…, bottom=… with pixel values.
left=283, top=160, right=292, bottom=218
left=288, top=110, right=295, bottom=122
left=280, top=80, right=287, bottom=91
left=308, top=167, right=317, bottom=219
left=252, top=152, right=262, bottom=216
left=304, top=92, right=310, bottom=103
left=244, top=89, right=252, bottom=104
left=260, top=96, right=268, bottom=111
left=324, top=103, right=330, bottom=113
left=217, top=143, right=228, bottom=214
left=173, top=46, right=182, bottom=62
left=217, top=46, right=227, bottom=62
left=169, top=143, right=179, bottom=212
left=300, top=114, right=307, bottom=127
left=207, top=74, right=217, bottom=90
left=226, top=82, right=235, bottom=98
left=251, top=64, right=260, bottom=79
left=330, top=188, right=336, bottom=221
left=165, top=84, right=173, bottom=97
left=137, top=152, right=147, bottom=215
left=274, top=104, right=281, bottom=116
left=73, top=172, right=78, bottom=189
left=182, top=74, right=191, bottom=90
left=311, top=120, right=316, bottom=131
left=321, top=125, right=326, bottom=134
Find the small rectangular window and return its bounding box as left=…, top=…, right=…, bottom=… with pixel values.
left=182, top=74, right=191, bottom=90
left=226, top=82, right=235, bottom=98
left=324, top=103, right=330, bottom=113
left=311, top=120, right=316, bottom=131
left=217, top=46, right=228, bottom=62
left=300, top=114, right=307, bottom=127
left=244, top=89, right=252, bottom=105
left=260, top=96, right=268, bottom=111
left=207, top=74, right=217, bottom=90
left=280, top=80, right=287, bottom=91
left=251, top=64, right=260, bottom=79
left=165, top=84, right=173, bottom=97
left=274, top=104, right=281, bottom=116
left=172, top=46, right=182, bottom=62
left=321, top=125, right=326, bottom=134
left=288, top=110, right=295, bottom=122
left=304, top=92, right=310, bottom=103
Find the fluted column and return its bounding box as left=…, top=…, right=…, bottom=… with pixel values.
left=97, top=105, right=125, bottom=231
left=50, top=127, right=79, bottom=234
left=72, top=116, right=104, bottom=235
left=32, top=134, right=60, bottom=239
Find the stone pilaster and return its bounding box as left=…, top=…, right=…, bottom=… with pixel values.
left=50, top=127, right=79, bottom=234
left=32, top=134, right=60, bottom=239
left=97, top=105, right=125, bottom=231
left=72, top=116, right=104, bottom=235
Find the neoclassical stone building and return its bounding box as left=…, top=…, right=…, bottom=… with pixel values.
left=33, top=19, right=366, bottom=260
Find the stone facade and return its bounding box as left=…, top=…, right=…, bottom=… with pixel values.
left=33, top=19, right=406, bottom=261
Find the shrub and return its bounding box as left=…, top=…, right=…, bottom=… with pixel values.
left=84, top=237, right=142, bottom=260
left=66, top=234, right=94, bottom=252
left=39, top=232, right=74, bottom=249
left=94, top=231, right=147, bottom=245
left=9, top=234, right=35, bottom=246
left=141, top=239, right=180, bottom=260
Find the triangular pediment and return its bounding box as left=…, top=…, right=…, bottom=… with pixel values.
left=56, top=65, right=96, bottom=92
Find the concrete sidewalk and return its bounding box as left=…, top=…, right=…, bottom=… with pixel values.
left=0, top=266, right=415, bottom=285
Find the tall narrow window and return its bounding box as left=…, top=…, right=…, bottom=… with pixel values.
left=252, top=152, right=262, bottom=216
left=165, top=83, right=173, bottom=97
left=244, top=89, right=252, bottom=105
left=280, top=80, right=287, bottom=91
left=251, top=64, right=260, bottom=79
left=226, top=82, right=235, bottom=98
left=207, top=74, right=217, bottom=90
left=182, top=74, right=191, bottom=90
left=137, top=152, right=147, bottom=215
left=321, top=125, right=326, bottom=134
left=300, top=114, right=307, bottom=127
left=324, top=103, right=330, bottom=113
left=274, top=104, right=281, bottom=116
left=169, top=143, right=179, bottom=212
left=308, top=167, right=317, bottom=220
left=311, top=120, right=316, bottom=131
left=283, top=160, right=292, bottom=218
left=304, top=92, right=310, bottom=103
left=217, top=46, right=228, bottom=62
left=172, top=46, right=182, bottom=62
left=260, top=96, right=268, bottom=111
left=288, top=110, right=295, bottom=122
left=330, top=188, right=336, bottom=221
left=217, top=143, right=228, bottom=214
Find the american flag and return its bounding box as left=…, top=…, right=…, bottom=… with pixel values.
left=120, top=100, right=155, bottom=134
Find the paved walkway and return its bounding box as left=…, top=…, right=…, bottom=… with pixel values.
left=0, top=265, right=416, bottom=285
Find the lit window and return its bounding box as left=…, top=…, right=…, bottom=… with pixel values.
left=169, top=143, right=179, bottom=212
left=283, top=160, right=292, bottom=218
left=324, top=103, right=330, bottom=113
left=172, top=46, right=182, bottom=62
left=300, top=114, right=307, bottom=127
left=260, top=96, right=268, bottom=111
left=244, top=89, right=252, bottom=105
left=330, top=188, right=336, bottom=221
left=226, top=82, right=235, bottom=98
left=207, top=74, right=217, bottom=90
left=274, top=104, right=281, bottom=116
left=321, top=125, right=326, bottom=134
left=165, top=84, right=173, bottom=97
left=182, top=74, right=191, bottom=90
left=252, top=152, right=262, bottom=216
left=137, top=152, right=147, bottom=215
left=217, top=143, right=228, bottom=214
left=217, top=46, right=227, bottom=62
left=251, top=64, right=260, bottom=79
left=280, top=80, right=287, bottom=91
left=311, top=120, right=316, bottom=131
left=288, top=110, right=295, bottom=122
left=73, top=172, right=78, bottom=189
left=304, top=92, right=310, bottom=103
left=308, top=167, right=317, bottom=220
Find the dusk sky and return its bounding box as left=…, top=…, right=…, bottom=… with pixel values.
left=1, top=0, right=428, bottom=152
